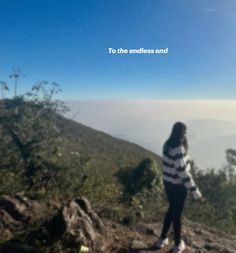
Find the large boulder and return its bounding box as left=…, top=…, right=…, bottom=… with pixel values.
left=47, top=197, right=112, bottom=252
left=0, top=194, right=43, bottom=241
left=0, top=194, right=42, bottom=222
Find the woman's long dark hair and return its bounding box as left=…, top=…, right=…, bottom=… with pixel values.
left=164, top=122, right=188, bottom=154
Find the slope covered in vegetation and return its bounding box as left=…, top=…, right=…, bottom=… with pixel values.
left=0, top=83, right=236, bottom=253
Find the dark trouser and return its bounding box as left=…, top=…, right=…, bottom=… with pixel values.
left=160, top=181, right=187, bottom=245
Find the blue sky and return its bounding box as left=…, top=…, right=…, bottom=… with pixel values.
left=0, top=0, right=236, bottom=99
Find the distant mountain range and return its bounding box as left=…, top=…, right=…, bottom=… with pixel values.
left=65, top=100, right=236, bottom=170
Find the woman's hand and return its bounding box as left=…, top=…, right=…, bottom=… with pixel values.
left=192, top=188, right=202, bottom=200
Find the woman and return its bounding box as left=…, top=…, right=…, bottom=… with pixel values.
left=155, top=122, right=202, bottom=253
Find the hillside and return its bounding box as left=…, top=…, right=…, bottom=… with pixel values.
left=1, top=98, right=236, bottom=253
left=55, top=114, right=162, bottom=211
left=56, top=114, right=161, bottom=172
left=0, top=97, right=162, bottom=219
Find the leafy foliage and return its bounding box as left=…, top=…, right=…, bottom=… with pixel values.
left=185, top=149, right=236, bottom=234
left=0, top=81, right=9, bottom=98
left=117, top=158, right=162, bottom=196
left=116, top=158, right=165, bottom=222
left=0, top=81, right=74, bottom=195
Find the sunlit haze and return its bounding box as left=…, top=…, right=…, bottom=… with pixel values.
left=66, top=100, right=236, bottom=170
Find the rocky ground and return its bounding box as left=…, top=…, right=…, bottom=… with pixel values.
left=111, top=221, right=236, bottom=253
left=0, top=195, right=235, bottom=253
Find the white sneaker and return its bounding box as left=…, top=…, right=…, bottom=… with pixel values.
left=154, top=237, right=169, bottom=249
left=172, top=240, right=186, bottom=253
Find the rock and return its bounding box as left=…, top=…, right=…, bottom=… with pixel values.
left=0, top=229, right=13, bottom=242
left=47, top=197, right=112, bottom=252
left=0, top=194, right=43, bottom=241
left=205, top=243, right=236, bottom=253
left=0, top=196, right=28, bottom=221
left=0, top=209, right=22, bottom=230
left=0, top=195, right=41, bottom=222
left=134, top=222, right=160, bottom=236
left=130, top=239, right=148, bottom=252
left=0, top=209, right=23, bottom=241
left=0, top=242, right=42, bottom=253
left=145, top=228, right=157, bottom=236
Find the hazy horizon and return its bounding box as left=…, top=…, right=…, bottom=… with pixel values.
left=65, top=99, right=236, bottom=170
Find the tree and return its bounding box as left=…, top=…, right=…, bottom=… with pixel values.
left=185, top=150, right=236, bottom=234
left=9, top=67, right=23, bottom=97
left=0, top=81, right=69, bottom=189
left=0, top=81, right=9, bottom=98
left=225, top=148, right=236, bottom=183
left=117, top=157, right=162, bottom=195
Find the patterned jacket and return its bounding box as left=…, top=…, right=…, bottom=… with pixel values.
left=162, top=145, right=202, bottom=199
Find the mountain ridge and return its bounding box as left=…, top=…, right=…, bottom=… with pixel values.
left=1, top=99, right=236, bottom=252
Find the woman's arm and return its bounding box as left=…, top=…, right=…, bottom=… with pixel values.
left=173, top=146, right=202, bottom=199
